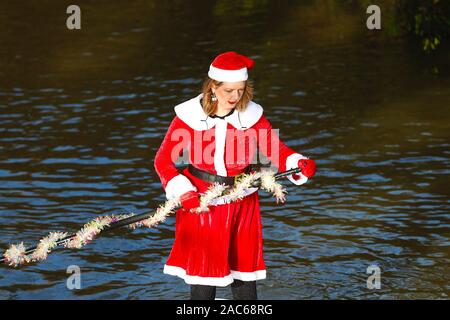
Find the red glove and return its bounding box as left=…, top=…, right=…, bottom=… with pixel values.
left=179, top=190, right=200, bottom=211
left=293, top=158, right=316, bottom=180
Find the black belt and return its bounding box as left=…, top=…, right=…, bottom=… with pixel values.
left=188, top=164, right=250, bottom=186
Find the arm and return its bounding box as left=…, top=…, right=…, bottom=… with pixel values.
left=254, top=115, right=315, bottom=185
left=154, top=116, right=197, bottom=200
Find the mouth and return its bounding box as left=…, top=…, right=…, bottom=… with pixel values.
left=228, top=101, right=237, bottom=105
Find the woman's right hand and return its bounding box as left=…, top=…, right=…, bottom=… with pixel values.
left=179, top=190, right=201, bottom=211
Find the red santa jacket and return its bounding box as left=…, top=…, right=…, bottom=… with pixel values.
left=154, top=94, right=309, bottom=200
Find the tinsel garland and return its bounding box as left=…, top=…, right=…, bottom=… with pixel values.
left=3, top=170, right=286, bottom=267
left=4, top=232, right=68, bottom=267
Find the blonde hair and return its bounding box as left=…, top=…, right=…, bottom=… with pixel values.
left=200, top=77, right=254, bottom=116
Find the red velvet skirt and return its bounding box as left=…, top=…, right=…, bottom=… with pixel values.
left=163, top=167, right=266, bottom=286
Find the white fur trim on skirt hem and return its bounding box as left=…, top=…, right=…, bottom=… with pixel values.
left=164, top=265, right=266, bottom=286
left=164, top=265, right=234, bottom=287
left=231, top=269, right=266, bottom=281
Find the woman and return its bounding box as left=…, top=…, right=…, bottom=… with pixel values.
left=154, top=51, right=316, bottom=300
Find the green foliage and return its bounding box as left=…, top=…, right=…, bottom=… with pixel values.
left=337, top=0, right=448, bottom=52
left=396, top=0, right=450, bottom=52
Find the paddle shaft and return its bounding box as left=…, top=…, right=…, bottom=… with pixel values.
left=2, top=167, right=302, bottom=262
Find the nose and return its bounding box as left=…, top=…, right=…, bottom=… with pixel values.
left=232, top=90, right=240, bottom=101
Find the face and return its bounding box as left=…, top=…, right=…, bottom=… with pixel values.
left=212, top=81, right=246, bottom=112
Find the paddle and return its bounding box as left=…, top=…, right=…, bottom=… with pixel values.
left=1, top=167, right=302, bottom=265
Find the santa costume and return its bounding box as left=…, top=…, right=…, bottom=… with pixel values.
left=154, top=52, right=315, bottom=287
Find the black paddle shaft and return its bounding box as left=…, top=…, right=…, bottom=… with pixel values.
left=1, top=167, right=302, bottom=263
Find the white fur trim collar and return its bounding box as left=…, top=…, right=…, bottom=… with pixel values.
left=174, top=94, right=263, bottom=131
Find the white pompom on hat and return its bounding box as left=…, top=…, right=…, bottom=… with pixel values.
left=208, top=51, right=254, bottom=82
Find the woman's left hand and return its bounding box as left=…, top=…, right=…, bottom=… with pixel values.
left=292, top=158, right=316, bottom=181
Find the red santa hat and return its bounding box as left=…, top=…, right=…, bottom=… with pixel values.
left=208, top=51, right=254, bottom=82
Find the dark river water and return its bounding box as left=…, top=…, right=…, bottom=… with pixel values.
left=0, top=1, right=449, bottom=299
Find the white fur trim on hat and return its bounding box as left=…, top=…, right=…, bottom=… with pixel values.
left=165, top=174, right=197, bottom=200
left=286, top=153, right=309, bottom=185
left=208, top=65, right=248, bottom=82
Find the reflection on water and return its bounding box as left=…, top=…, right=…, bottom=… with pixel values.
left=0, top=1, right=449, bottom=299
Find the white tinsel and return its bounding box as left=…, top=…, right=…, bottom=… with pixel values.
left=192, top=183, right=227, bottom=213
left=65, top=216, right=116, bottom=249
left=259, top=170, right=287, bottom=203
left=3, top=242, right=29, bottom=267
left=30, top=232, right=68, bottom=262
left=3, top=170, right=287, bottom=267
left=130, top=198, right=179, bottom=229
